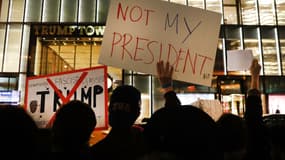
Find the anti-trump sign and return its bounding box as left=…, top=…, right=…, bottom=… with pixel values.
left=24, top=66, right=108, bottom=129
left=99, top=0, right=222, bottom=86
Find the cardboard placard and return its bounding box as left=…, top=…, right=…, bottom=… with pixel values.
left=227, top=50, right=254, bottom=71
left=99, top=0, right=221, bottom=86
left=24, top=66, right=108, bottom=129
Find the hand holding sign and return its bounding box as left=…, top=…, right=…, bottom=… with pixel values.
left=250, top=58, right=261, bottom=76
left=99, top=0, right=221, bottom=86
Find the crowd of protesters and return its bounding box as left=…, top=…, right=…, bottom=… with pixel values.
left=0, top=59, right=283, bottom=160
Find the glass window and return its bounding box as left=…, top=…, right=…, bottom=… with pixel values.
left=170, top=0, right=187, bottom=5
left=276, top=0, right=285, bottom=25
left=18, top=73, right=26, bottom=103
left=223, top=0, right=236, bottom=4
left=214, top=40, right=225, bottom=75
left=152, top=76, right=165, bottom=112
left=225, top=26, right=242, bottom=50
left=3, top=24, right=22, bottom=72
left=123, top=71, right=151, bottom=120
left=78, top=0, right=96, bottom=23
left=24, top=0, right=42, bottom=22
left=97, top=0, right=110, bottom=23
left=59, top=43, right=76, bottom=69
left=278, top=26, right=285, bottom=75
left=0, top=77, right=18, bottom=90
left=0, top=24, right=5, bottom=71
left=42, top=0, right=60, bottom=22
left=206, top=0, right=221, bottom=14
left=241, top=0, right=258, bottom=25
left=0, top=0, right=9, bottom=22
left=243, top=27, right=262, bottom=74
left=20, top=25, right=30, bottom=73
left=258, top=0, right=276, bottom=25
left=223, top=5, right=238, bottom=24
left=75, top=44, right=91, bottom=69
left=224, top=26, right=243, bottom=75
left=91, top=42, right=100, bottom=67
left=261, top=27, right=279, bottom=75
left=60, top=0, right=78, bottom=22
left=188, top=0, right=204, bottom=9
left=9, top=0, right=25, bottom=22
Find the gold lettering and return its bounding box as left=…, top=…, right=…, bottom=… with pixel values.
left=57, top=26, right=68, bottom=35
left=78, top=26, right=85, bottom=35
left=34, top=25, right=40, bottom=36
left=33, top=25, right=105, bottom=36
left=69, top=26, right=77, bottom=35
left=41, top=26, right=49, bottom=35
left=49, top=26, right=57, bottom=35
left=86, top=26, right=95, bottom=36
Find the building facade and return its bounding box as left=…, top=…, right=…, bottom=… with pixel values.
left=1, top=0, right=285, bottom=119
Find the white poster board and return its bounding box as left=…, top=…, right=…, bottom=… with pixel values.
left=191, top=99, right=223, bottom=121
left=99, top=0, right=222, bottom=86
left=227, top=50, right=254, bottom=71
left=24, top=66, right=108, bottom=129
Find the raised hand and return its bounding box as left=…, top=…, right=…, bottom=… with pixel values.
left=156, top=61, right=173, bottom=88
left=250, top=58, right=261, bottom=76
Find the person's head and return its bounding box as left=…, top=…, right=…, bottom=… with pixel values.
left=108, top=85, right=141, bottom=129
left=0, top=105, right=38, bottom=154
left=52, top=100, right=96, bottom=151
left=217, top=113, right=247, bottom=153
left=144, top=105, right=222, bottom=160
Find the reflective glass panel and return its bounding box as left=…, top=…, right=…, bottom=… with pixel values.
left=97, top=0, right=110, bottom=23
left=214, top=39, right=225, bottom=75
left=188, top=0, right=204, bottom=9
left=60, top=0, right=78, bottom=22
left=241, top=0, right=258, bottom=25
left=75, top=43, right=91, bottom=69
left=4, top=24, right=22, bottom=72
left=9, top=0, right=24, bottom=22
left=58, top=43, right=76, bottom=69
left=0, top=24, right=5, bottom=70
left=278, top=26, right=285, bottom=75
left=42, top=0, right=60, bottom=22
left=261, top=27, right=279, bottom=75
left=25, top=0, right=42, bottom=22
left=243, top=27, right=262, bottom=74
left=0, top=0, right=9, bottom=22
left=206, top=0, right=221, bottom=13
left=78, top=0, right=96, bottom=23
left=276, top=0, right=285, bottom=25
left=225, top=26, right=242, bottom=50
left=223, top=6, right=238, bottom=24
left=170, top=0, right=187, bottom=5
left=20, top=25, right=30, bottom=72
left=259, top=0, right=276, bottom=25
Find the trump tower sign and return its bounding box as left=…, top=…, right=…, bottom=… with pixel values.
left=24, top=66, right=108, bottom=129
left=99, top=0, right=222, bottom=86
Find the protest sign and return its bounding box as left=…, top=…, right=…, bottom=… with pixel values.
left=24, top=66, right=108, bottom=129
left=99, top=0, right=221, bottom=86
left=227, top=50, right=253, bottom=71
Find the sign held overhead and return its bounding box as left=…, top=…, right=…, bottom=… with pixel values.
left=99, top=0, right=222, bottom=86
left=24, top=66, right=108, bottom=129
left=227, top=50, right=254, bottom=71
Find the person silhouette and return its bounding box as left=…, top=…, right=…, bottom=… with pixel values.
left=243, top=59, right=272, bottom=160
left=0, top=105, right=39, bottom=159
left=90, top=85, right=147, bottom=160
left=51, top=100, right=97, bottom=159
left=142, top=61, right=223, bottom=160
left=217, top=113, right=248, bottom=160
